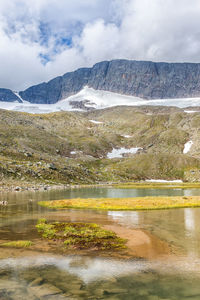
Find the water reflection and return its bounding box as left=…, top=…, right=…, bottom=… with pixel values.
left=1, top=187, right=200, bottom=298
left=1, top=255, right=200, bottom=283
left=184, top=209, right=195, bottom=234
left=1, top=254, right=200, bottom=300
left=108, top=211, right=139, bottom=227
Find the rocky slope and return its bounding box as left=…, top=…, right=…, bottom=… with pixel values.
left=2, top=59, right=200, bottom=104
left=0, top=106, right=200, bottom=184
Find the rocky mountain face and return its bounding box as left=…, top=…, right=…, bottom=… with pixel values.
left=0, top=89, right=22, bottom=102
left=2, top=59, right=200, bottom=103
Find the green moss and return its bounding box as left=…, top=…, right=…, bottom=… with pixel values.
left=0, top=240, right=33, bottom=248
left=36, top=218, right=56, bottom=239
left=36, top=219, right=126, bottom=250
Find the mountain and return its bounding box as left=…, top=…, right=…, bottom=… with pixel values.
left=1, top=59, right=200, bottom=106
left=18, top=60, right=200, bottom=104
left=0, top=89, right=22, bottom=102
left=0, top=106, right=200, bottom=185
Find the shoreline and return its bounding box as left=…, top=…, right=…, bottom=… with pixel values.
left=103, top=224, right=173, bottom=259
left=1, top=179, right=200, bottom=193
left=0, top=225, right=174, bottom=260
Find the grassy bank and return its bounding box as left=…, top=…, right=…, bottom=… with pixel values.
left=111, top=182, right=200, bottom=189
left=38, top=196, right=200, bottom=211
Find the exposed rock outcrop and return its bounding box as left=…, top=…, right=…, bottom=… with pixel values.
left=19, top=59, right=200, bottom=104
left=0, top=89, right=22, bottom=102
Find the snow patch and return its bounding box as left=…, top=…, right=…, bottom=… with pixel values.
left=184, top=110, right=199, bottom=113
left=89, top=120, right=103, bottom=124
left=70, top=151, right=83, bottom=155
left=146, top=179, right=183, bottom=183
left=121, top=135, right=132, bottom=138
left=183, top=141, right=193, bottom=154
left=0, top=100, right=83, bottom=114
left=13, top=91, right=25, bottom=103
left=107, top=147, right=142, bottom=159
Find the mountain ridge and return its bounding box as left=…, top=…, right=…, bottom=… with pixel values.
left=0, top=106, right=200, bottom=184
left=2, top=59, right=200, bottom=104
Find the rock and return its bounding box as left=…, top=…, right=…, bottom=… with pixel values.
left=0, top=280, right=23, bottom=291
left=19, top=60, right=200, bottom=104
left=18, top=269, right=41, bottom=282
left=29, top=277, right=44, bottom=287
left=24, top=152, right=33, bottom=157
left=48, top=163, right=57, bottom=170
left=148, top=143, right=154, bottom=148
left=15, top=186, right=21, bottom=191
left=0, top=88, right=22, bottom=102
left=103, top=288, right=127, bottom=295
left=28, top=283, right=62, bottom=298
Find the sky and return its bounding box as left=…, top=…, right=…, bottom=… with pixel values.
left=1, top=0, right=200, bottom=90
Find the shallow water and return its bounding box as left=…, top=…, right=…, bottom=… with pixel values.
left=1, top=187, right=200, bottom=299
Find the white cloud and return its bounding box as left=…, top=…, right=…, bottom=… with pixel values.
left=1, top=0, right=200, bottom=90
left=78, top=20, right=119, bottom=63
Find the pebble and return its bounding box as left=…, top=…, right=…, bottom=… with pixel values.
left=0, top=200, right=8, bottom=205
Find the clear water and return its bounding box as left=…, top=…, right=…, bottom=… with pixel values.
left=1, top=187, right=200, bottom=299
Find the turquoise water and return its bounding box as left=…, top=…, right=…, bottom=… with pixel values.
left=0, top=187, right=200, bottom=299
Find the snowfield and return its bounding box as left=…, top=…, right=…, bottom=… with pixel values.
left=1, top=86, right=200, bottom=114
left=184, top=110, right=199, bottom=113
left=146, top=179, right=183, bottom=183
left=107, top=147, right=142, bottom=159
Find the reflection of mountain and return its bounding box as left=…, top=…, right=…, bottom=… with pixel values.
left=108, top=211, right=139, bottom=227
left=184, top=209, right=195, bottom=233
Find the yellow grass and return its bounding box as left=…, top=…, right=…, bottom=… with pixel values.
left=0, top=240, right=33, bottom=248
left=38, top=196, right=200, bottom=211
left=111, top=182, right=200, bottom=189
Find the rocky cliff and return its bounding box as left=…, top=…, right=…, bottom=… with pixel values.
left=0, top=89, right=22, bottom=102
left=2, top=59, right=200, bottom=104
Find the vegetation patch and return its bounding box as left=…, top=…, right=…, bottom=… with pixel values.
left=0, top=240, right=33, bottom=248
left=36, top=218, right=126, bottom=250
left=1, top=108, right=200, bottom=185
left=38, top=196, right=200, bottom=211
left=111, top=182, right=200, bottom=189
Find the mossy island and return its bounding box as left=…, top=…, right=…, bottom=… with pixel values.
left=36, top=219, right=127, bottom=251
left=38, top=195, right=200, bottom=211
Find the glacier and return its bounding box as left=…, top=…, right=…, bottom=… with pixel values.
left=0, top=86, right=200, bottom=114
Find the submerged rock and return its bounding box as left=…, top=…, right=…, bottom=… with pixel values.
left=28, top=283, right=62, bottom=298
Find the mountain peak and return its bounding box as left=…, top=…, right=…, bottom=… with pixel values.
left=1, top=59, right=200, bottom=105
